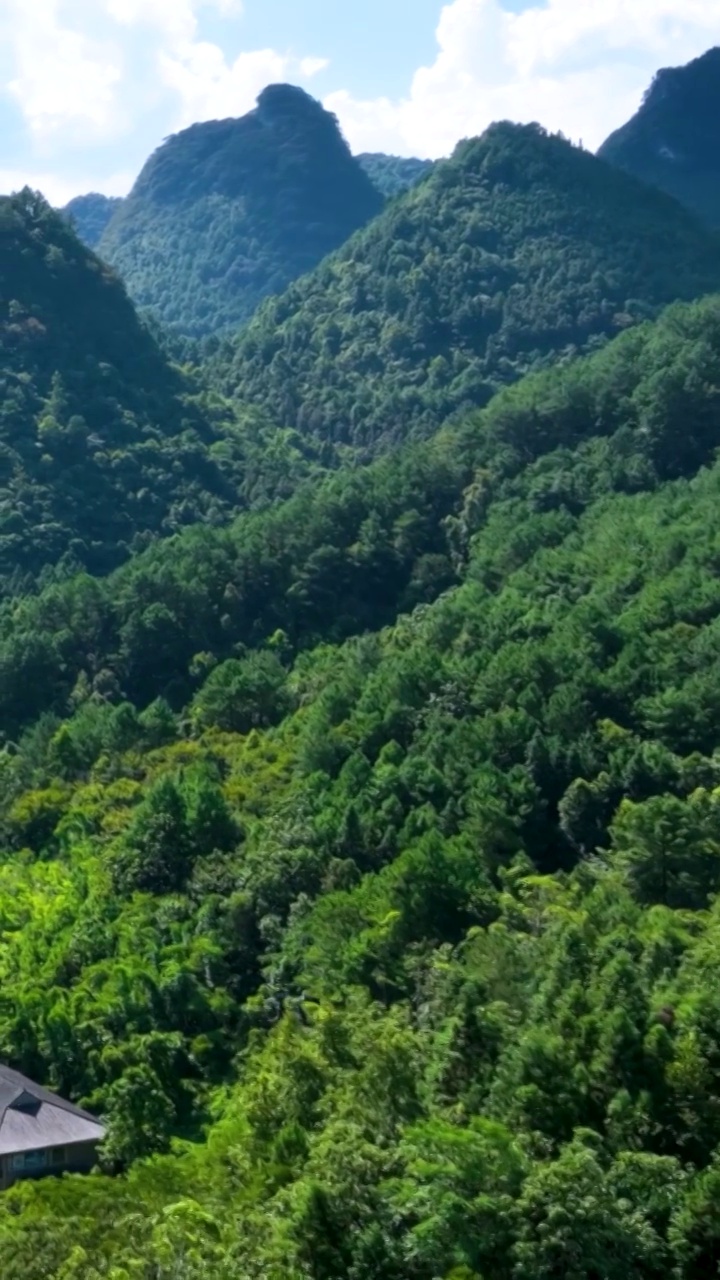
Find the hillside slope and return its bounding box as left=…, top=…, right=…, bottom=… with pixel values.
left=358, top=152, right=434, bottom=196
left=62, top=193, right=124, bottom=248
left=599, top=47, right=720, bottom=229
left=214, top=121, right=720, bottom=455
left=2, top=299, right=720, bottom=1274
left=0, top=189, right=277, bottom=589
left=98, top=85, right=384, bottom=338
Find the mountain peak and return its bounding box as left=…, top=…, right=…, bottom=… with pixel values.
left=256, top=82, right=326, bottom=118
left=98, top=85, right=383, bottom=337
left=643, top=46, right=720, bottom=111
left=0, top=190, right=243, bottom=586
left=217, top=119, right=720, bottom=455
left=599, top=47, right=720, bottom=227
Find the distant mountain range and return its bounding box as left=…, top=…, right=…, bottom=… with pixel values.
left=63, top=193, right=124, bottom=248
left=57, top=49, right=720, bottom=351
left=61, top=151, right=432, bottom=254
left=357, top=153, right=435, bottom=196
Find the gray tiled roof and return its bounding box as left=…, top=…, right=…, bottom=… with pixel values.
left=0, top=1064, right=105, bottom=1156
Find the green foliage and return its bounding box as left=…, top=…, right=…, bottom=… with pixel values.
left=4, top=180, right=720, bottom=1277
left=0, top=430, right=465, bottom=734
left=358, top=153, right=435, bottom=197
left=99, top=85, right=384, bottom=338
left=214, top=122, right=720, bottom=455
left=0, top=188, right=323, bottom=590
left=61, top=194, right=123, bottom=248
left=599, top=47, right=720, bottom=229
left=110, top=766, right=240, bottom=894
left=190, top=652, right=290, bottom=734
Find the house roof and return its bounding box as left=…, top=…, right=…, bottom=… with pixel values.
left=0, top=1064, right=105, bottom=1156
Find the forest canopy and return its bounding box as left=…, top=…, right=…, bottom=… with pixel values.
left=0, top=188, right=332, bottom=590
left=1, top=296, right=720, bottom=1275
left=599, top=46, right=720, bottom=229
left=98, top=85, right=384, bottom=338
left=212, top=121, right=720, bottom=456
left=5, top=52, right=720, bottom=1276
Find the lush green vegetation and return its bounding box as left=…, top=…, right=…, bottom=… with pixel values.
left=358, top=152, right=435, bottom=197
left=600, top=47, right=720, bottom=229
left=61, top=194, right=124, bottom=248
left=0, top=189, right=335, bottom=591
left=2, top=295, right=720, bottom=1275
left=98, top=85, right=384, bottom=339
left=213, top=121, right=720, bottom=456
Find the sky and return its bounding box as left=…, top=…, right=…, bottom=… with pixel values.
left=0, top=0, right=719, bottom=205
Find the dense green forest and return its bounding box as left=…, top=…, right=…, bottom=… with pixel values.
left=6, top=46, right=720, bottom=1278
left=3, top=295, right=720, bottom=1275
left=213, top=121, right=720, bottom=455
left=357, top=153, right=435, bottom=197
left=0, top=189, right=333, bottom=591
left=63, top=155, right=425, bottom=261
left=98, top=86, right=383, bottom=338
left=61, top=194, right=124, bottom=249
left=600, top=47, right=720, bottom=229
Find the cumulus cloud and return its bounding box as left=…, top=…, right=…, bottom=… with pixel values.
left=1, top=0, right=324, bottom=146
left=3, top=0, right=124, bottom=140
left=159, top=46, right=298, bottom=126
left=2, top=0, right=718, bottom=203
left=325, top=0, right=720, bottom=156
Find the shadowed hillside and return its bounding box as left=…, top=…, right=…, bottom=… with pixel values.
left=599, top=47, right=720, bottom=228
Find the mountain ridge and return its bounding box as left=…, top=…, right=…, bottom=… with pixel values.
left=212, top=119, right=720, bottom=455
left=0, top=188, right=279, bottom=588
left=97, top=84, right=384, bottom=338
left=599, top=47, right=720, bottom=228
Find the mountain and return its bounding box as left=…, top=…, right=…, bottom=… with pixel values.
left=3, top=293, right=720, bottom=737
left=98, top=85, right=384, bottom=338
left=62, top=193, right=124, bottom=248
left=358, top=152, right=435, bottom=196
left=214, top=121, right=720, bottom=456
left=3, top=297, right=720, bottom=1275
left=599, top=48, right=720, bottom=228
left=0, top=188, right=283, bottom=590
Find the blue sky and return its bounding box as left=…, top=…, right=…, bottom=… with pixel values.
left=1, top=0, right=718, bottom=204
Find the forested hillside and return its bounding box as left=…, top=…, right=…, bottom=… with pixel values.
left=213, top=121, right=720, bottom=455
left=0, top=189, right=324, bottom=591
left=61, top=194, right=124, bottom=248
left=599, top=48, right=720, bottom=229
left=98, top=85, right=384, bottom=338
left=358, top=153, right=435, bottom=196
left=3, top=297, right=720, bottom=1275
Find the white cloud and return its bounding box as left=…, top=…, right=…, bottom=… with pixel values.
left=0, top=166, right=135, bottom=206
left=159, top=46, right=296, bottom=126
left=2, top=0, right=717, bottom=202
left=105, top=0, right=241, bottom=42
left=3, top=0, right=124, bottom=140
left=1, top=0, right=325, bottom=146
left=325, top=0, right=720, bottom=157
left=300, top=56, right=331, bottom=78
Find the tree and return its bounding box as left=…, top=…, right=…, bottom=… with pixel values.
left=190, top=653, right=290, bottom=735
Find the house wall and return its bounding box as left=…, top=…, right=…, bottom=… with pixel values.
left=1, top=1140, right=100, bottom=1190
